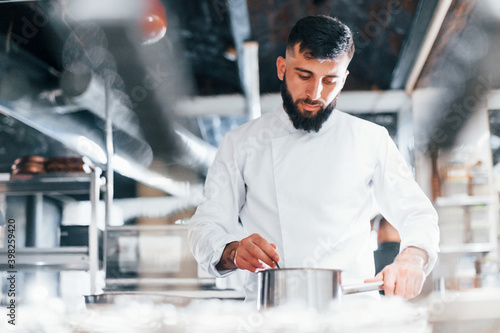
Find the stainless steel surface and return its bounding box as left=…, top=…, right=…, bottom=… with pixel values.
left=0, top=99, right=152, bottom=168
left=104, top=277, right=215, bottom=288
left=0, top=173, right=94, bottom=195
left=59, top=70, right=143, bottom=139
left=173, top=123, right=217, bottom=175
left=0, top=247, right=90, bottom=270
left=257, top=268, right=383, bottom=311
left=104, top=77, right=114, bottom=297
left=25, top=193, right=44, bottom=247
left=89, top=167, right=102, bottom=295
left=404, top=0, right=453, bottom=95
left=84, top=292, right=193, bottom=308
left=342, top=281, right=385, bottom=295
left=242, top=41, right=261, bottom=120
left=84, top=288, right=245, bottom=307
left=113, top=196, right=201, bottom=221
left=0, top=169, right=104, bottom=289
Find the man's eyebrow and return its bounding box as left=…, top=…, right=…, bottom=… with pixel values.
left=293, top=67, right=340, bottom=78
left=294, top=67, right=312, bottom=74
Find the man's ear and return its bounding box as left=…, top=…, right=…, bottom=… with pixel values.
left=276, top=56, right=286, bottom=81
left=341, top=70, right=349, bottom=86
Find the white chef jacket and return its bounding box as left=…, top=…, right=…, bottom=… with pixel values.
left=188, top=107, right=440, bottom=301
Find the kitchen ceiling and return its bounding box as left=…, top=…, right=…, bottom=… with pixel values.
left=0, top=0, right=432, bottom=97
left=167, top=0, right=425, bottom=95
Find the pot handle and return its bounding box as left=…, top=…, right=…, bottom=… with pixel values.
left=342, top=281, right=384, bottom=295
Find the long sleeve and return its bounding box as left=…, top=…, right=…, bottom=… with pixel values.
left=188, top=134, right=248, bottom=278
left=372, top=129, right=440, bottom=276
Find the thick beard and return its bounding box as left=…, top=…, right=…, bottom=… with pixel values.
left=281, top=77, right=337, bottom=133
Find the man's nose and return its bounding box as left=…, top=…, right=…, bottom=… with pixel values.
left=306, top=80, right=322, bottom=100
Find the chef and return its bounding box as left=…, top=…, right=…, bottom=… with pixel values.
left=188, top=15, right=439, bottom=301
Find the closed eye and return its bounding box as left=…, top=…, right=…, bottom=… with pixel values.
left=323, top=78, right=336, bottom=85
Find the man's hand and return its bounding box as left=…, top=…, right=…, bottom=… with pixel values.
left=365, top=246, right=428, bottom=299
left=216, top=234, right=280, bottom=272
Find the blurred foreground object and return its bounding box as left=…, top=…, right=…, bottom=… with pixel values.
left=141, top=0, right=167, bottom=45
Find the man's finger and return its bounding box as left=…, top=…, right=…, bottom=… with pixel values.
left=411, top=272, right=425, bottom=298
left=238, top=247, right=269, bottom=269
left=383, top=270, right=397, bottom=297
left=270, top=243, right=279, bottom=267
left=252, top=236, right=280, bottom=262
left=409, top=280, right=419, bottom=299
left=238, top=258, right=257, bottom=272
left=236, top=256, right=265, bottom=273
left=236, top=234, right=280, bottom=272
left=395, top=277, right=407, bottom=298
left=238, top=240, right=275, bottom=268
left=404, top=276, right=417, bottom=299
left=364, top=272, right=383, bottom=283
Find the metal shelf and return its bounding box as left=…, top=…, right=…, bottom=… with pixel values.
left=0, top=172, right=97, bottom=196
left=104, top=278, right=216, bottom=288
left=439, top=243, right=498, bottom=254
left=0, top=247, right=90, bottom=271
left=435, top=195, right=497, bottom=207
left=0, top=168, right=103, bottom=294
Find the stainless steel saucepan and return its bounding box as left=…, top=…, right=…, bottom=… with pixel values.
left=257, top=268, right=383, bottom=310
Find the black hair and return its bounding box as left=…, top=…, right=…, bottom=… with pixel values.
left=286, top=15, right=355, bottom=61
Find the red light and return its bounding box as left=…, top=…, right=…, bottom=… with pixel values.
left=141, top=0, right=167, bottom=45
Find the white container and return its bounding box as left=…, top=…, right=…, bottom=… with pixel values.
left=468, top=161, right=490, bottom=196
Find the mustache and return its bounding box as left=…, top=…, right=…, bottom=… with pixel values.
left=297, top=98, right=325, bottom=107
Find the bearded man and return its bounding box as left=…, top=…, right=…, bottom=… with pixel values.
left=189, top=15, right=439, bottom=302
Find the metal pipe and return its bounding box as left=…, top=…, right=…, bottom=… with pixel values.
left=405, top=0, right=453, bottom=94
left=59, top=70, right=143, bottom=140
left=25, top=193, right=43, bottom=247
left=173, top=124, right=217, bottom=176
left=113, top=193, right=203, bottom=221
left=103, top=80, right=114, bottom=281
left=242, top=41, right=262, bottom=120
left=89, top=167, right=102, bottom=295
